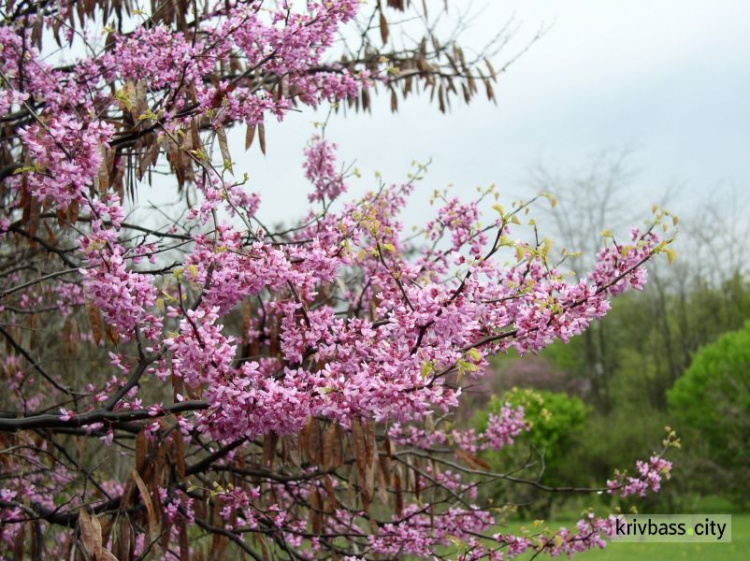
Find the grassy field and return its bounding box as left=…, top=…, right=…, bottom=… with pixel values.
left=500, top=514, right=749, bottom=561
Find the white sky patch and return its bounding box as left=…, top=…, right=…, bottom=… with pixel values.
left=136, top=1, right=750, bottom=235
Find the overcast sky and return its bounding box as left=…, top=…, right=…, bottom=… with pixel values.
left=214, top=1, right=750, bottom=232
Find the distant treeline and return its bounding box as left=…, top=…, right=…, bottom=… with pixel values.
left=468, top=152, right=750, bottom=516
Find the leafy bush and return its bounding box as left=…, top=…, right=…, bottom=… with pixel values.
left=668, top=322, right=750, bottom=506
left=474, top=388, right=588, bottom=517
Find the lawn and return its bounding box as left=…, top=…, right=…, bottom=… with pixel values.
left=499, top=514, right=750, bottom=561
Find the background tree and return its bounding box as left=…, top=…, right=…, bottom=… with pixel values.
left=528, top=152, right=750, bottom=413
left=668, top=322, right=750, bottom=508
left=528, top=147, right=649, bottom=412
left=512, top=154, right=750, bottom=513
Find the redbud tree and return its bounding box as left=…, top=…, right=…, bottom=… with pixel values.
left=0, top=0, right=677, bottom=559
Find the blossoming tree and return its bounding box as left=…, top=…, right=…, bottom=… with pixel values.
left=0, top=0, right=677, bottom=558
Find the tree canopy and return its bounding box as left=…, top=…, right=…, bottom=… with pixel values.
left=0, top=1, right=676, bottom=558
left=668, top=321, right=750, bottom=505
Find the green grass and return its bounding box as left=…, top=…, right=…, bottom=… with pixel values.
left=499, top=514, right=750, bottom=561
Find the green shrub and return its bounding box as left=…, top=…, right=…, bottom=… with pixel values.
left=667, top=321, right=750, bottom=507
left=474, top=388, right=588, bottom=518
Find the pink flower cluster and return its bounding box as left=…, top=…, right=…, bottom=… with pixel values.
left=18, top=116, right=113, bottom=207
left=608, top=455, right=673, bottom=497
left=303, top=135, right=348, bottom=203
left=484, top=404, right=529, bottom=450
left=369, top=505, right=494, bottom=557
left=388, top=423, right=448, bottom=448
left=452, top=404, right=528, bottom=453
left=80, top=217, right=162, bottom=341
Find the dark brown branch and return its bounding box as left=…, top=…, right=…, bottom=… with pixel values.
left=0, top=400, right=208, bottom=433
